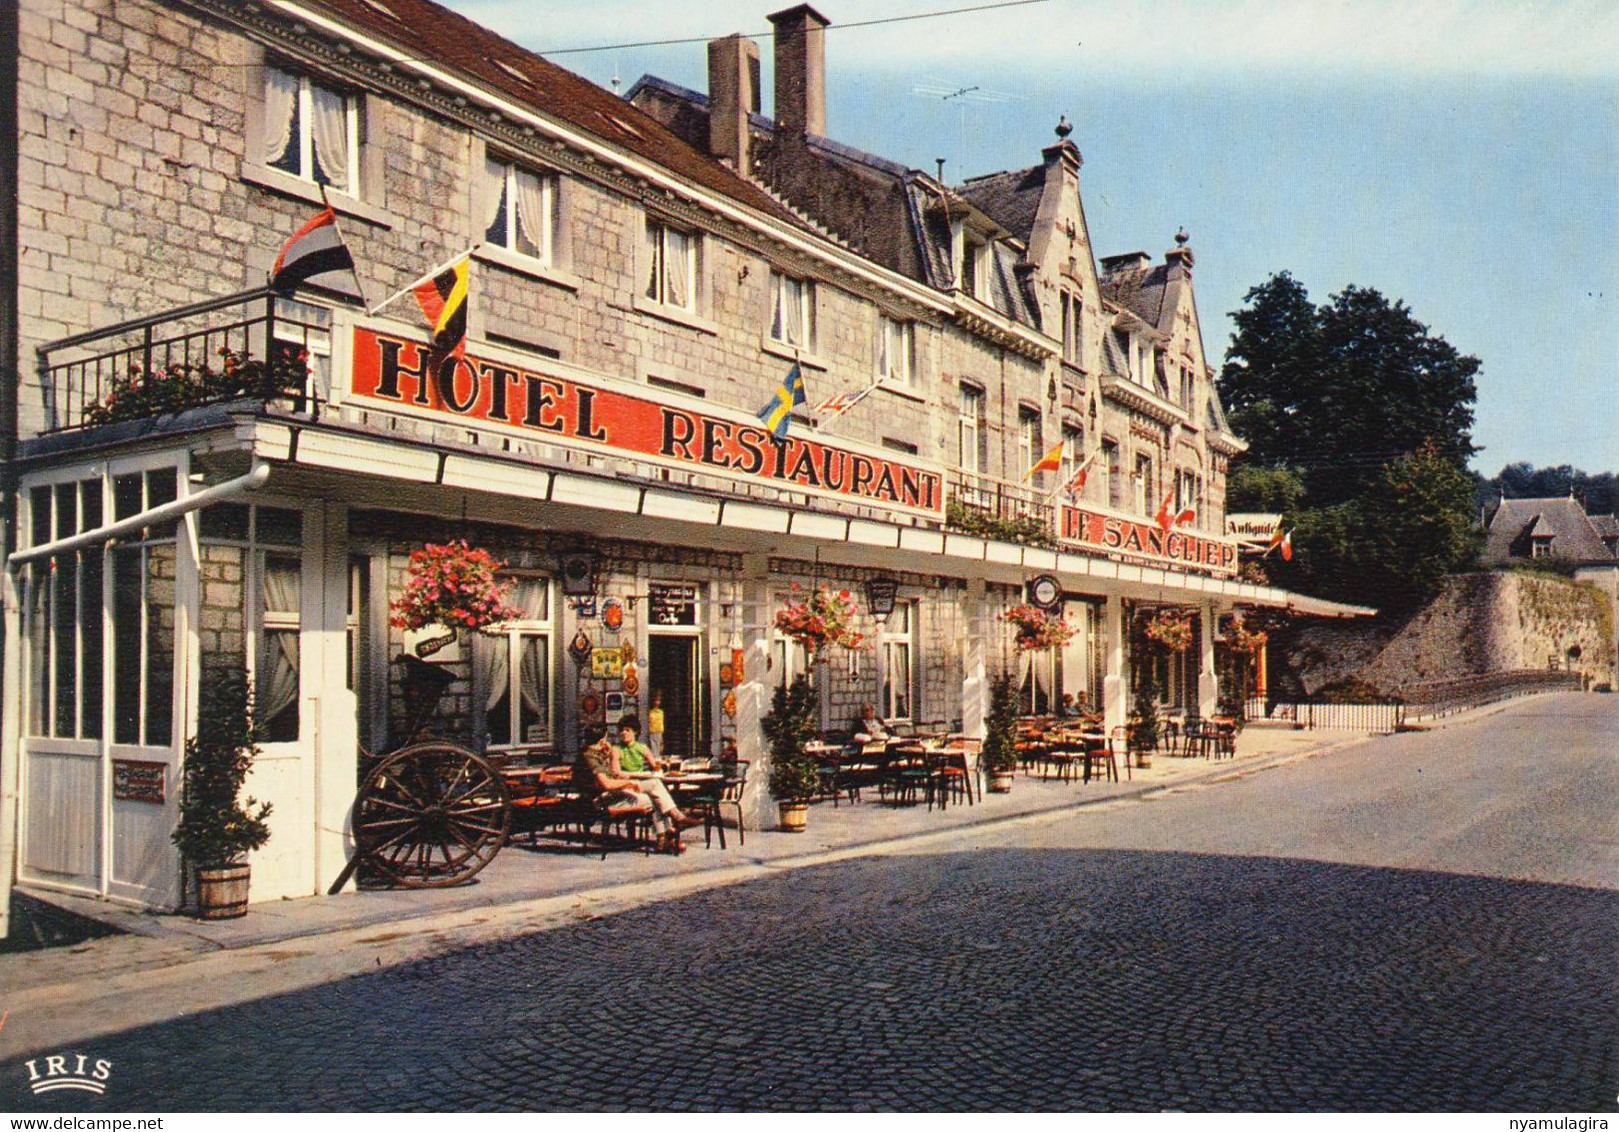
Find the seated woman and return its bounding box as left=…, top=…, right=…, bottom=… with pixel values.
left=851, top=703, right=888, bottom=744
left=572, top=725, right=699, bottom=855
left=612, top=717, right=659, bottom=773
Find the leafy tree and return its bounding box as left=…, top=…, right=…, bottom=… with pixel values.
left=1482, top=462, right=1615, bottom=516
left=1219, top=274, right=1483, bottom=614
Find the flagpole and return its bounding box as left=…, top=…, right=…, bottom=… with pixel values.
left=367, top=241, right=481, bottom=317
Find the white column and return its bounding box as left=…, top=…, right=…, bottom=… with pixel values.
left=313, top=502, right=358, bottom=895
left=1103, top=594, right=1126, bottom=734
left=1198, top=603, right=1219, bottom=714
left=961, top=579, right=987, bottom=737
left=0, top=566, right=23, bottom=937
left=734, top=566, right=774, bottom=832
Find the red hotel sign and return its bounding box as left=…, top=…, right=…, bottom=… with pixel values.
left=1061, top=505, right=1239, bottom=577
left=350, top=329, right=944, bottom=517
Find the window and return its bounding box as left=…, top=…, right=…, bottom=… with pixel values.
left=881, top=602, right=915, bottom=720
left=25, top=478, right=108, bottom=742
left=1176, top=470, right=1201, bottom=527
left=475, top=576, right=553, bottom=748
left=1102, top=440, right=1121, bottom=508
left=1059, top=426, right=1083, bottom=491
left=769, top=271, right=813, bottom=349
left=961, top=238, right=989, bottom=301
left=876, top=315, right=913, bottom=385
left=1060, top=292, right=1082, bottom=365
left=1018, top=407, right=1043, bottom=484
left=1134, top=454, right=1154, bottom=515
left=482, top=156, right=556, bottom=264
left=958, top=385, right=986, bottom=473
left=262, top=65, right=358, bottom=194
left=1180, top=366, right=1196, bottom=408
left=1531, top=537, right=1553, bottom=559
left=644, top=218, right=695, bottom=311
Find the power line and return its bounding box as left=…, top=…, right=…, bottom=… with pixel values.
left=536, top=0, right=1051, bottom=57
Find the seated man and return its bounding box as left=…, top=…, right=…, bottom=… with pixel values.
left=572, top=726, right=698, bottom=855
left=851, top=703, right=888, bottom=744
left=612, top=717, right=659, bottom=773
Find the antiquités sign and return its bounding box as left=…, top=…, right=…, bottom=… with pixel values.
left=350, top=329, right=945, bottom=517
left=1060, top=505, right=1239, bottom=577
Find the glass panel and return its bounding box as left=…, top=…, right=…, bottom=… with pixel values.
left=112, top=547, right=142, bottom=745
left=513, top=168, right=547, bottom=260
left=644, top=221, right=662, bottom=302
left=113, top=474, right=142, bottom=522
left=264, top=67, right=300, bottom=173
left=309, top=81, right=351, bottom=192
left=483, top=158, right=509, bottom=248
left=509, top=576, right=548, bottom=621
left=662, top=228, right=691, bottom=309
left=26, top=566, right=49, bottom=737
left=200, top=502, right=250, bottom=541
left=256, top=506, right=302, bottom=546
left=30, top=487, right=51, bottom=547
left=53, top=483, right=76, bottom=538
left=79, top=481, right=102, bottom=533
left=81, top=549, right=103, bottom=740
left=146, top=468, right=177, bottom=510
left=259, top=553, right=301, bottom=743
left=52, top=554, right=76, bottom=737
left=145, top=545, right=175, bottom=747
left=517, top=635, right=549, bottom=742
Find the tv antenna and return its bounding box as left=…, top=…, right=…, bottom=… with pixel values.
left=911, top=77, right=1024, bottom=178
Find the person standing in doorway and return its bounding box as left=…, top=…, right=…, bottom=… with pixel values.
left=648, top=690, right=666, bottom=762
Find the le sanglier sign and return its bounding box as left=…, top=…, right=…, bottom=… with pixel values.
left=349, top=329, right=944, bottom=518
left=1060, top=505, right=1239, bottom=577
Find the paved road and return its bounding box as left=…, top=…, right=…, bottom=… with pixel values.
left=7, top=694, right=1616, bottom=1111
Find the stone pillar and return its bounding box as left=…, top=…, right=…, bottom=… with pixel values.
left=1103, top=594, right=1125, bottom=734
left=1198, top=603, right=1219, bottom=714
left=313, top=501, right=359, bottom=895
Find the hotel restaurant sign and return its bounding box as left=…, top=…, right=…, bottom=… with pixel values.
left=1060, top=505, right=1240, bottom=578
left=349, top=329, right=944, bottom=518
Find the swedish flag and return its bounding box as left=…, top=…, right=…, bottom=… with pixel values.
left=756, top=363, right=806, bottom=441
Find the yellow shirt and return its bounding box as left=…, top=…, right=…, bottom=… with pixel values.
left=648, top=707, right=665, bottom=735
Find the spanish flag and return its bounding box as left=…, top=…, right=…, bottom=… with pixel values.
left=412, top=255, right=470, bottom=359
left=757, top=364, right=806, bottom=441
left=1022, top=439, right=1065, bottom=481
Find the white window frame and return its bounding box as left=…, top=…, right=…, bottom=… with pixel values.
left=476, top=575, right=555, bottom=749
left=264, top=65, right=359, bottom=194
left=958, top=385, right=985, bottom=474
left=483, top=158, right=556, bottom=265
left=1102, top=440, right=1121, bottom=508
left=1134, top=454, right=1154, bottom=515
left=1018, top=408, right=1042, bottom=483
left=881, top=601, right=915, bottom=721
left=1059, top=426, right=1083, bottom=489
left=644, top=217, right=697, bottom=312
left=876, top=314, right=913, bottom=386
left=769, top=270, right=815, bottom=350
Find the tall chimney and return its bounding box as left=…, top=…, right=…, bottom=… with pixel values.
left=707, top=34, right=760, bottom=173
left=768, top=4, right=829, bottom=139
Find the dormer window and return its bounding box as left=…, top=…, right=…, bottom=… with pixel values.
left=961, top=238, right=989, bottom=301
left=1531, top=535, right=1553, bottom=559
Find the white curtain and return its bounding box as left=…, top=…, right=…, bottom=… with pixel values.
left=481, top=634, right=509, bottom=717
left=662, top=228, right=689, bottom=308
left=519, top=637, right=547, bottom=724
left=309, top=82, right=350, bottom=192
left=262, top=67, right=298, bottom=169
left=479, top=155, right=507, bottom=246
left=513, top=169, right=549, bottom=260
left=259, top=559, right=300, bottom=731
left=783, top=277, right=805, bottom=345
left=644, top=222, right=662, bottom=301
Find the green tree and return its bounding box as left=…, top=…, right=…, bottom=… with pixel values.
left=1219, top=274, right=1483, bottom=614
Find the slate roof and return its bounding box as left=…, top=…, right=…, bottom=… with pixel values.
left=626, top=72, right=1038, bottom=327
left=1100, top=258, right=1172, bottom=329
left=957, top=165, right=1045, bottom=244
left=1482, top=497, right=1619, bottom=564
left=297, top=1, right=803, bottom=228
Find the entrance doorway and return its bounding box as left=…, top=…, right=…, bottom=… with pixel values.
left=647, top=635, right=705, bottom=760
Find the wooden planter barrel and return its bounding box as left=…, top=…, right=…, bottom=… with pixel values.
left=987, top=770, right=1015, bottom=794
left=777, top=801, right=809, bottom=832
left=195, top=863, right=251, bottom=920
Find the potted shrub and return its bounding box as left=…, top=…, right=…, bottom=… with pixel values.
left=172, top=670, right=272, bottom=920
left=763, top=674, right=821, bottom=831
left=1129, top=667, right=1160, bottom=768
left=980, top=672, right=1020, bottom=793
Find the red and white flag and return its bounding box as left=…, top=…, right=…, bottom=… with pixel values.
left=813, top=381, right=877, bottom=425
left=1155, top=491, right=1177, bottom=533
left=270, top=205, right=362, bottom=300
left=1058, top=451, right=1098, bottom=500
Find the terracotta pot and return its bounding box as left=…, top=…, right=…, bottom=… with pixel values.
left=987, top=770, right=1015, bottom=794
left=778, top=801, right=809, bottom=832
left=195, top=863, right=251, bottom=920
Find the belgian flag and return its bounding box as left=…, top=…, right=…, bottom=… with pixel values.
left=411, top=255, right=470, bottom=359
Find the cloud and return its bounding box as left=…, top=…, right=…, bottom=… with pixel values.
left=443, top=0, right=1619, bottom=81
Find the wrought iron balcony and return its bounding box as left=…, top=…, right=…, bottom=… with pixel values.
left=35, top=288, right=326, bottom=434
left=944, top=469, right=1056, bottom=547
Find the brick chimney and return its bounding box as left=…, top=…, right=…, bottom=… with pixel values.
left=768, top=4, right=829, bottom=140
left=707, top=34, right=760, bottom=173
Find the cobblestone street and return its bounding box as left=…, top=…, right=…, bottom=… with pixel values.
left=5, top=695, right=1616, bottom=1111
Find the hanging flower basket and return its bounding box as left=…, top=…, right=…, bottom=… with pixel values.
left=1002, top=605, right=1075, bottom=652
left=1143, top=608, right=1195, bottom=653
left=774, top=584, right=868, bottom=660
left=390, top=540, right=523, bottom=633
left=1224, top=614, right=1269, bottom=656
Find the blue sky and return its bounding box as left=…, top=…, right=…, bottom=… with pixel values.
left=442, top=0, right=1619, bottom=476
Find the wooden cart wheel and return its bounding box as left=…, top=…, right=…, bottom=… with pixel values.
left=352, top=742, right=511, bottom=888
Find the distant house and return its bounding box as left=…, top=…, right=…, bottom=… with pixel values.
left=1482, top=497, right=1619, bottom=566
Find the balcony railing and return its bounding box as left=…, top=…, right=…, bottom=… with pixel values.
left=36, top=288, right=326, bottom=434
left=945, top=469, right=1056, bottom=547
